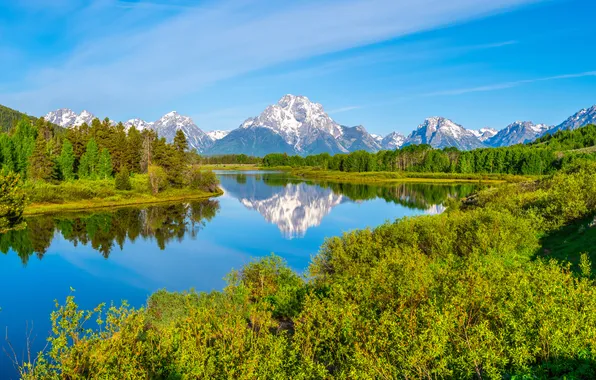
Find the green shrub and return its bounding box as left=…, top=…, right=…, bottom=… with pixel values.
left=0, top=172, right=27, bottom=232
left=148, top=165, right=168, bottom=194
left=186, top=167, right=219, bottom=192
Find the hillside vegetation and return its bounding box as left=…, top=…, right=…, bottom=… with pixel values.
left=0, top=104, right=40, bottom=133
left=19, top=161, right=596, bottom=379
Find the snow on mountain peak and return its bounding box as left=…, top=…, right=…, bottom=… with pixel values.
left=206, top=130, right=231, bottom=140
left=240, top=94, right=344, bottom=152
left=549, top=104, right=596, bottom=133
left=45, top=108, right=96, bottom=128
left=470, top=127, right=498, bottom=142
left=380, top=131, right=406, bottom=150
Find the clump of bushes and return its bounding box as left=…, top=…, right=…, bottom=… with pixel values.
left=186, top=166, right=219, bottom=192
left=0, top=172, right=27, bottom=232
left=148, top=165, right=168, bottom=194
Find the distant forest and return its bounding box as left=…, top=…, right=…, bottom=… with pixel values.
left=263, top=124, right=596, bottom=175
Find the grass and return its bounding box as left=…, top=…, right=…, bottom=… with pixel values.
left=539, top=214, right=596, bottom=273
left=23, top=174, right=222, bottom=215
left=289, top=167, right=535, bottom=184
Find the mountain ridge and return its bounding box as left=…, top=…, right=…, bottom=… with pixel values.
left=39, top=99, right=596, bottom=156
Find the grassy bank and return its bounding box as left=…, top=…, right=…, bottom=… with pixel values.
left=23, top=174, right=222, bottom=215
left=290, top=167, right=534, bottom=184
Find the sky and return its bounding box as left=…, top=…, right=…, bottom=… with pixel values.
left=0, top=0, right=595, bottom=135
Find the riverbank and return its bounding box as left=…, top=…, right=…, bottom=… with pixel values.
left=290, top=168, right=534, bottom=184
left=23, top=175, right=222, bottom=215
left=202, top=164, right=535, bottom=183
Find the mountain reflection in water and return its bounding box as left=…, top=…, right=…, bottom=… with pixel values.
left=217, top=172, right=476, bottom=239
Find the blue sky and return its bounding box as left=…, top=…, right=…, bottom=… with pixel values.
left=0, top=0, right=594, bottom=135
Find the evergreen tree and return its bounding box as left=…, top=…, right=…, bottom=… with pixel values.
left=126, top=127, right=143, bottom=173
left=59, top=140, right=75, bottom=181
left=98, top=148, right=113, bottom=179
left=173, top=129, right=188, bottom=153
left=12, top=119, right=36, bottom=178
left=0, top=134, right=15, bottom=173
left=79, top=139, right=99, bottom=179
left=115, top=167, right=132, bottom=190
left=28, top=132, right=53, bottom=181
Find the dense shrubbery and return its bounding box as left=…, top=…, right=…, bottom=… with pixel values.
left=186, top=166, right=220, bottom=192
left=0, top=173, right=27, bottom=232
left=263, top=125, right=596, bottom=176
left=20, top=162, right=596, bottom=379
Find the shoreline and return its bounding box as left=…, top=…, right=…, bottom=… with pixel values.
left=24, top=189, right=223, bottom=216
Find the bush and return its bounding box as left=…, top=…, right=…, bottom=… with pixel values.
left=186, top=167, right=219, bottom=192
left=148, top=165, right=168, bottom=194
left=0, top=172, right=27, bottom=232
left=115, top=168, right=132, bottom=191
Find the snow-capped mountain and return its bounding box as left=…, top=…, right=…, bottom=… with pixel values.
left=371, top=134, right=383, bottom=143
left=403, top=117, right=485, bottom=150
left=338, top=125, right=382, bottom=152
left=487, top=121, right=550, bottom=147
left=547, top=105, right=596, bottom=134
left=208, top=95, right=380, bottom=156
left=471, top=128, right=498, bottom=142
left=45, top=108, right=213, bottom=152
left=380, top=132, right=406, bottom=150
left=206, top=130, right=230, bottom=140
left=152, top=111, right=213, bottom=153
left=45, top=109, right=96, bottom=128
left=124, top=118, right=154, bottom=131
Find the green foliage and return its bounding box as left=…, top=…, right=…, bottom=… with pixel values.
left=0, top=172, right=27, bottom=232
left=148, top=164, right=168, bottom=194
left=21, top=167, right=596, bottom=379
left=263, top=127, right=596, bottom=176
left=186, top=167, right=219, bottom=192
left=114, top=167, right=132, bottom=191
left=0, top=104, right=39, bottom=133
left=58, top=140, right=75, bottom=181
left=78, top=138, right=99, bottom=179
left=98, top=148, right=113, bottom=179
left=28, top=132, right=53, bottom=181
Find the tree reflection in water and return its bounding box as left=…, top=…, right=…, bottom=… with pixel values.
left=0, top=200, right=220, bottom=265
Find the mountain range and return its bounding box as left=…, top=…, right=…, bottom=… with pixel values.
left=43, top=96, right=596, bottom=156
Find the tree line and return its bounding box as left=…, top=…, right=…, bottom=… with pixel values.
left=263, top=124, right=596, bottom=175
left=0, top=116, right=220, bottom=192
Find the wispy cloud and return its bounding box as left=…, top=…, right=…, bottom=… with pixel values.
left=328, top=106, right=362, bottom=115
left=2, top=0, right=543, bottom=118
left=421, top=70, right=596, bottom=97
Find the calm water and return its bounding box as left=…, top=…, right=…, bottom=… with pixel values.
left=0, top=171, right=477, bottom=378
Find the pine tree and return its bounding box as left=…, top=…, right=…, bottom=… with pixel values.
left=98, top=148, right=113, bottom=179
left=79, top=138, right=99, bottom=179
left=12, top=119, right=36, bottom=178
left=28, top=132, right=53, bottom=181
left=126, top=127, right=143, bottom=173
left=173, top=129, right=188, bottom=153
left=59, top=140, right=75, bottom=181
left=0, top=134, right=15, bottom=173
left=115, top=167, right=132, bottom=190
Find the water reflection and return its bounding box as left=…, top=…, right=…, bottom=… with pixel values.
left=0, top=201, right=220, bottom=266
left=218, top=172, right=476, bottom=238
